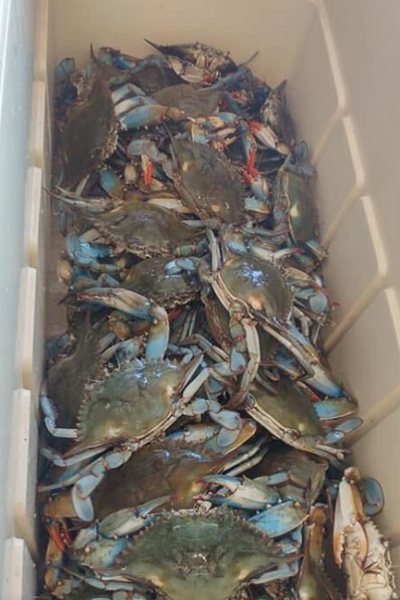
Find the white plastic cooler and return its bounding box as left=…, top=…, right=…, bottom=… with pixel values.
left=1, top=0, right=400, bottom=597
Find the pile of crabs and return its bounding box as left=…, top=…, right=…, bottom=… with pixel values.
left=38, top=41, right=398, bottom=600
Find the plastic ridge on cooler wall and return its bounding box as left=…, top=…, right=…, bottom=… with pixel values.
left=0, top=0, right=399, bottom=597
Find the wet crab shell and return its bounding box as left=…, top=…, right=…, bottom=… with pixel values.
left=65, top=356, right=201, bottom=457
left=274, top=168, right=317, bottom=244
left=145, top=40, right=238, bottom=75
left=246, top=377, right=324, bottom=440
left=153, top=84, right=222, bottom=119
left=172, top=139, right=246, bottom=224
left=42, top=421, right=258, bottom=523
left=92, top=199, right=204, bottom=259
left=124, top=256, right=201, bottom=309
left=46, top=320, right=105, bottom=432
left=253, top=446, right=328, bottom=505
left=218, top=253, right=293, bottom=321
left=92, top=441, right=228, bottom=517
left=89, top=511, right=290, bottom=600
left=61, top=72, right=118, bottom=188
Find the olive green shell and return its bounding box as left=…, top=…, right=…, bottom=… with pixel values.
left=172, top=140, right=245, bottom=224
left=97, top=512, right=288, bottom=600
left=93, top=441, right=225, bottom=518
left=220, top=254, right=292, bottom=320
left=61, top=74, right=117, bottom=187
left=94, top=199, right=202, bottom=258
left=124, top=256, right=200, bottom=308
left=248, top=377, right=323, bottom=436
left=69, top=359, right=195, bottom=455
left=154, top=84, right=221, bottom=118
left=274, top=169, right=317, bottom=243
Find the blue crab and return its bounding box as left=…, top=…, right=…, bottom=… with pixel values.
left=170, top=137, right=247, bottom=225
left=333, top=467, right=398, bottom=600
left=271, top=142, right=317, bottom=247
left=260, top=80, right=296, bottom=150
left=200, top=228, right=345, bottom=403
left=246, top=378, right=359, bottom=462
left=41, top=317, right=111, bottom=443
left=41, top=292, right=246, bottom=520
left=72, top=510, right=295, bottom=600
left=122, top=256, right=201, bottom=308
left=61, top=70, right=118, bottom=187
left=152, top=83, right=222, bottom=118
left=40, top=421, right=259, bottom=530
left=58, top=192, right=207, bottom=259
left=144, top=40, right=240, bottom=80
left=59, top=61, right=187, bottom=187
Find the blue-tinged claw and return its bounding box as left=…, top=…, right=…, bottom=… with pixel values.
left=309, top=290, right=329, bottom=314
left=256, top=472, right=290, bottom=486
left=223, top=92, right=247, bottom=117
left=301, top=238, right=327, bottom=262
left=216, top=426, right=242, bottom=448
left=165, top=257, right=198, bottom=273
left=114, top=95, right=155, bottom=117
left=54, top=57, right=75, bottom=84
left=285, top=323, right=344, bottom=398
left=77, top=288, right=169, bottom=361
left=99, top=167, right=125, bottom=197
left=111, top=82, right=147, bottom=104
left=72, top=484, right=96, bottom=521
left=66, top=233, right=119, bottom=274
left=249, top=501, right=308, bottom=538
left=313, top=397, right=357, bottom=421
left=329, top=417, right=362, bottom=437
left=201, top=474, right=280, bottom=509
left=210, top=409, right=242, bottom=431
left=243, top=169, right=270, bottom=202
left=41, top=395, right=78, bottom=439
left=362, top=477, right=384, bottom=516
left=101, top=47, right=140, bottom=70
left=119, top=104, right=186, bottom=129
left=98, top=496, right=169, bottom=537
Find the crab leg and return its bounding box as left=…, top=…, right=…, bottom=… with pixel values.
left=40, top=395, right=78, bottom=439
left=223, top=437, right=269, bottom=476
left=251, top=560, right=300, bottom=585
left=200, top=474, right=280, bottom=509
left=181, top=334, right=229, bottom=362
left=77, top=288, right=169, bottom=361
left=207, top=229, right=261, bottom=405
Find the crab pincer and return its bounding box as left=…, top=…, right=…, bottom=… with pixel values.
left=77, top=288, right=170, bottom=361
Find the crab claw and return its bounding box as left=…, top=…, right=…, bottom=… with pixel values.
left=249, top=500, right=308, bottom=538
left=246, top=149, right=257, bottom=177
left=47, top=522, right=68, bottom=552
left=141, top=155, right=154, bottom=186
left=249, top=120, right=290, bottom=155
left=199, top=474, right=280, bottom=510
left=333, top=467, right=368, bottom=567
left=98, top=496, right=170, bottom=538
